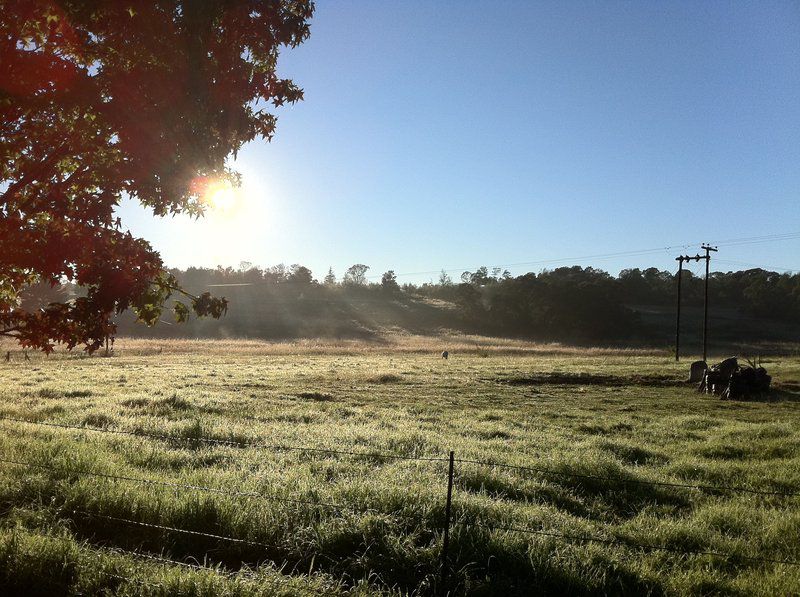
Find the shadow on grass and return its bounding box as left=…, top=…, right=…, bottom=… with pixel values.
left=597, top=441, right=670, bottom=466
left=548, top=469, right=691, bottom=518
left=498, top=373, right=687, bottom=387
left=769, top=388, right=800, bottom=402
left=447, top=523, right=666, bottom=596
left=456, top=461, right=690, bottom=521
left=456, top=470, right=590, bottom=518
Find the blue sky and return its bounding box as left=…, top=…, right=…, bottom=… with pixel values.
left=118, top=0, right=800, bottom=282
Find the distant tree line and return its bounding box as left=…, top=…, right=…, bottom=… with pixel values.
left=21, top=263, right=799, bottom=344
left=417, top=265, right=800, bottom=342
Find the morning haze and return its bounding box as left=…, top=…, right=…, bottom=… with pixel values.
left=1, top=1, right=799, bottom=595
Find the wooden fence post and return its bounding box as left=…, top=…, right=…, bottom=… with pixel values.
left=440, top=450, right=455, bottom=596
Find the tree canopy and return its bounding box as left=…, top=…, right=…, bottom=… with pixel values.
left=344, top=264, right=369, bottom=286
left=89, top=263, right=800, bottom=345
left=0, top=0, right=314, bottom=352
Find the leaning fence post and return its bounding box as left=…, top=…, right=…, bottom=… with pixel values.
left=440, top=450, right=455, bottom=597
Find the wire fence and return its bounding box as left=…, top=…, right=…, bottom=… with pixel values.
left=2, top=415, right=797, bottom=498
left=0, top=457, right=390, bottom=516
left=1, top=415, right=800, bottom=596
left=7, top=522, right=326, bottom=593
left=453, top=457, right=800, bottom=497
left=456, top=520, right=800, bottom=567
left=0, top=414, right=448, bottom=463
left=78, top=510, right=275, bottom=550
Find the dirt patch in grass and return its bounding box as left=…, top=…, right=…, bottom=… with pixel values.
left=155, top=394, right=191, bottom=410
left=296, top=391, right=335, bottom=401
left=598, top=441, right=670, bottom=465
left=366, top=373, right=403, bottom=384
left=82, top=413, right=116, bottom=428
left=23, top=387, right=92, bottom=399
left=64, top=390, right=93, bottom=398
left=33, top=388, right=62, bottom=399
left=474, top=429, right=513, bottom=440
left=120, top=398, right=150, bottom=408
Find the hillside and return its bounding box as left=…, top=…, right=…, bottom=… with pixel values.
left=23, top=264, right=800, bottom=351
left=113, top=288, right=800, bottom=353
left=116, top=287, right=466, bottom=342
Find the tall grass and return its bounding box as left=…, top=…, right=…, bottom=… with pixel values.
left=0, top=340, right=799, bottom=594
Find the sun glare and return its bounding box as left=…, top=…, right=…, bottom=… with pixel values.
left=198, top=178, right=242, bottom=214
left=208, top=183, right=237, bottom=211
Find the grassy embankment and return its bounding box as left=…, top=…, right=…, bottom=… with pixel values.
left=0, top=336, right=799, bottom=595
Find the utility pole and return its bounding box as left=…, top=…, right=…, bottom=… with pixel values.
left=675, top=256, right=684, bottom=362
left=701, top=244, right=718, bottom=363
left=674, top=252, right=703, bottom=362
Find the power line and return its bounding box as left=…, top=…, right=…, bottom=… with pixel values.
left=715, top=259, right=797, bottom=273
left=387, top=233, right=800, bottom=279
left=368, top=247, right=679, bottom=280
left=708, top=232, right=800, bottom=247
left=199, top=231, right=800, bottom=285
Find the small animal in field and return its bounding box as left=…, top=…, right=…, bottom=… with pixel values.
left=441, top=350, right=449, bottom=360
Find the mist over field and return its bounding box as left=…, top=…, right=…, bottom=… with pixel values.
left=22, top=263, right=799, bottom=350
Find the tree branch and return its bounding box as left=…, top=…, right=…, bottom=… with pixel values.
left=0, top=141, right=72, bottom=206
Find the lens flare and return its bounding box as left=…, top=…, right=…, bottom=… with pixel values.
left=193, top=177, right=242, bottom=214
left=208, top=182, right=237, bottom=211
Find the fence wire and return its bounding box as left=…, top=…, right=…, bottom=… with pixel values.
left=458, top=520, right=800, bottom=567
left=2, top=414, right=799, bottom=596
left=454, top=457, right=800, bottom=497
left=3, top=518, right=341, bottom=594
left=3, top=415, right=798, bottom=498
left=0, top=415, right=448, bottom=463
left=74, top=510, right=277, bottom=551
left=0, top=457, right=394, bottom=517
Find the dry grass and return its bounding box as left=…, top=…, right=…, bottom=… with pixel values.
left=1, top=333, right=669, bottom=359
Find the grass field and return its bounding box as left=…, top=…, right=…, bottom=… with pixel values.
left=0, top=337, right=799, bottom=596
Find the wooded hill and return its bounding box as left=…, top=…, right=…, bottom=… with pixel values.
left=22, top=265, right=800, bottom=348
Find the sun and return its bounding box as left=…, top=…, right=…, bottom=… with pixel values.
left=208, top=182, right=237, bottom=211
left=198, top=178, right=242, bottom=214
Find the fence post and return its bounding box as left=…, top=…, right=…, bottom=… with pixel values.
left=440, top=450, right=455, bottom=597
